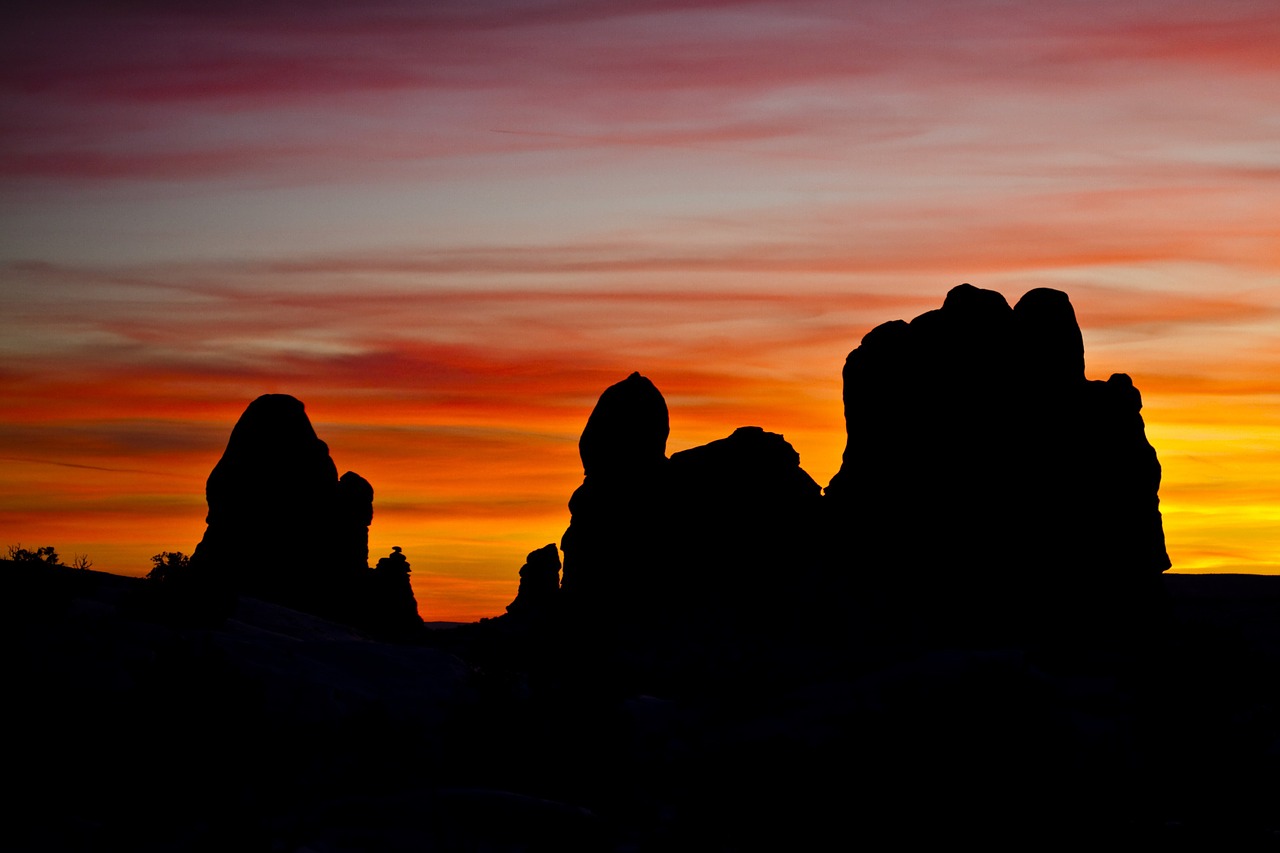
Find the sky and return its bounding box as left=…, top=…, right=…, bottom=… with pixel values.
left=3, top=0, right=1279, bottom=621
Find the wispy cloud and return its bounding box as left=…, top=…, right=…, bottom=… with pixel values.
left=3, top=0, right=1278, bottom=614
left=6, top=0, right=1276, bottom=191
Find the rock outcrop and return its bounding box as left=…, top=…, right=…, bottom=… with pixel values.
left=668, top=426, right=824, bottom=620
left=506, top=543, right=561, bottom=617
left=336, top=471, right=375, bottom=572
left=557, top=374, right=828, bottom=669
left=190, top=394, right=421, bottom=637
left=366, top=546, right=423, bottom=640
left=191, top=394, right=351, bottom=608
left=577, top=371, right=669, bottom=478
left=825, top=284, right=1169, bottom=640
left=559, top=372, right=671, bottom=618
left=505, top=283, right=1169, bottom=661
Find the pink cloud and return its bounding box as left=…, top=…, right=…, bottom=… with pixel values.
left=6, top=0, right=1275, bottom=191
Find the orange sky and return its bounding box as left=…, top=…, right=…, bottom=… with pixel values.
left=3, top=1, right=1279, bottom=620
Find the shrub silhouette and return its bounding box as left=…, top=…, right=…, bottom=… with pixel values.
left=146, top=551, right=192, bottom=584
left=6, top=544, right=60, bottom=565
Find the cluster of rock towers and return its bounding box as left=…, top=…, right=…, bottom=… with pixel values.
left=188, top=284, right=1168, bottom=644
left=509, top=283, right=1169, bottom=645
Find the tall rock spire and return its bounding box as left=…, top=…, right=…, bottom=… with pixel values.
left=560, top=372, right=670, bottom=611
left=190, top=394, right=420, bottom=637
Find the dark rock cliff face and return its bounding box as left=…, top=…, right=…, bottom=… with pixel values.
left=190, top=394, right=420, bottom=637
left=825, top=284, right=1169, bottom=641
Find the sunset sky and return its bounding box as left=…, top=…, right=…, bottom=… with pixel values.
left=3, top=0, right=1279, bottom=620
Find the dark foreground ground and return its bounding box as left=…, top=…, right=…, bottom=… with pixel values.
left=6, top=561, right=1279, bottom=851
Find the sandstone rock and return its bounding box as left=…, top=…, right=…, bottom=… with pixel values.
left=558, top=373, right=830, bottom=680
left=577, top=371, right=669, bottom=478
left=826, top=284, right=1169, bottom=642
left=337, top=471, right=375, bottom=572
left=192, top=394, right=348, bottom=607
left=560, top=373, right=671, bottom=613
left=368, top=546, right=423, bottom=639
left=506, top=543, right=561, bottom=616
left=668, top=426, right=823, bottom=616
left=1013, top=287, right=1085, bottom=385
left=191, top=394, right=420, bottom=638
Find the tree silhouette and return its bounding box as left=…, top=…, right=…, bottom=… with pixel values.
left=147, top=551, right=192, bottom=584
left=6, top=544, right=60, bottom=565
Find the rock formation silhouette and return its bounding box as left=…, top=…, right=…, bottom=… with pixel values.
left=23, top=286, right=1267, bottom=852
left=559, top=373, right=827, bottom=622
left=190, top=394, right=421, bottom=637
left=667, top=426, right=824, bottom=622
left=547, top=284, right=1168, bottom=658
left=559, top=372, right=671, bottom=619
left=366, top=545, right=424, bottom=640
left=337, top=470, right=375, bottom=572
left=191, top=394, right=344, bottom=606
left=189, top=285, right=1167, bottom=657
left=553, top=373, right=829, bottom=694
left=825, top=284, right=1169, bottom=643
left=506, top=543, right=561, bottom=617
